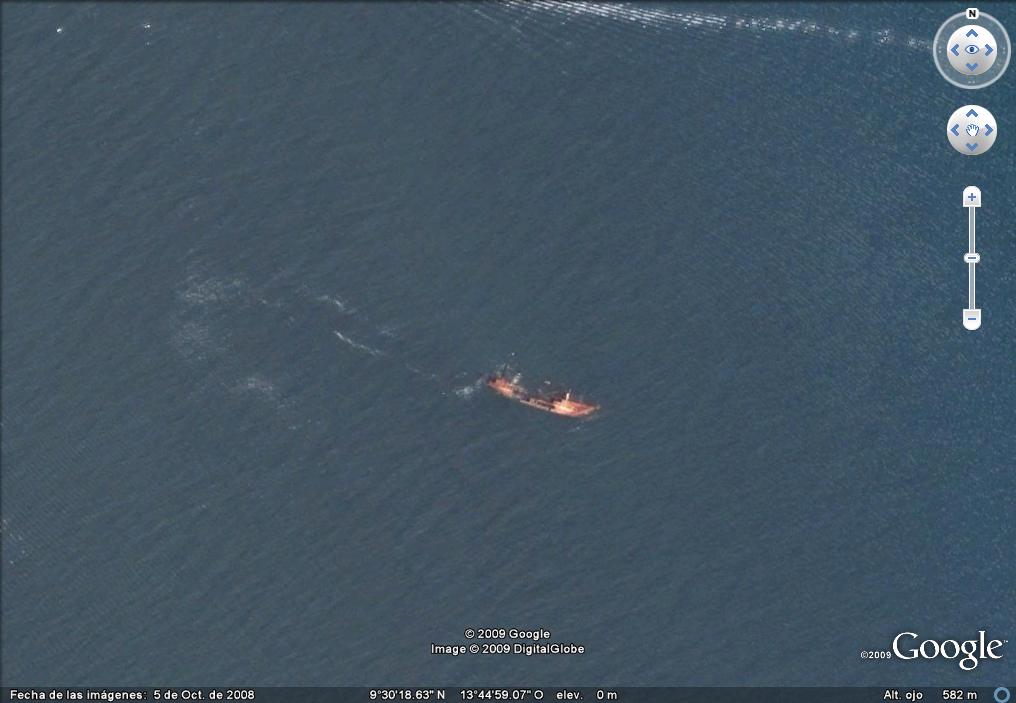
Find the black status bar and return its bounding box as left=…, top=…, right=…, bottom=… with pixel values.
left=3, top=688, right=1015, bottom=703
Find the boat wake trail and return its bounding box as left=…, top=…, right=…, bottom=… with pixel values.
left=321, top=296, right=464, bottom=390
left=171, top=272, right=481, bottom=414
left=333, top=329, right=385, bottom=358
left=494, top=0, right=930, bottom=52
left=317, top=294, right=354, bottom=314
left=170, top=273, right=305, bottom=428
left=453, top=377, right=486, bottom=399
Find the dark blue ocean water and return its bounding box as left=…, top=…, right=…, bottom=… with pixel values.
left=3, top=1, right=1015, bottom=687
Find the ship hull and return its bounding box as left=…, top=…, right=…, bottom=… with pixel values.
left=487, top=376, right=598, bottom=417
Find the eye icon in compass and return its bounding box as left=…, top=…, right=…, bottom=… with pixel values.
left=933, top=13, right=1010, bottom=88
left=948, top=25, right=999, bottom=75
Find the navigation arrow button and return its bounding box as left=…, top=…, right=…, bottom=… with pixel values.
left=948, top=106, right=997, bottom=156
left=938, top=20, right=1007, bottom=87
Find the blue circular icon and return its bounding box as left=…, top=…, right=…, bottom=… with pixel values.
left=995, top=687, right=1011, bottom=703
